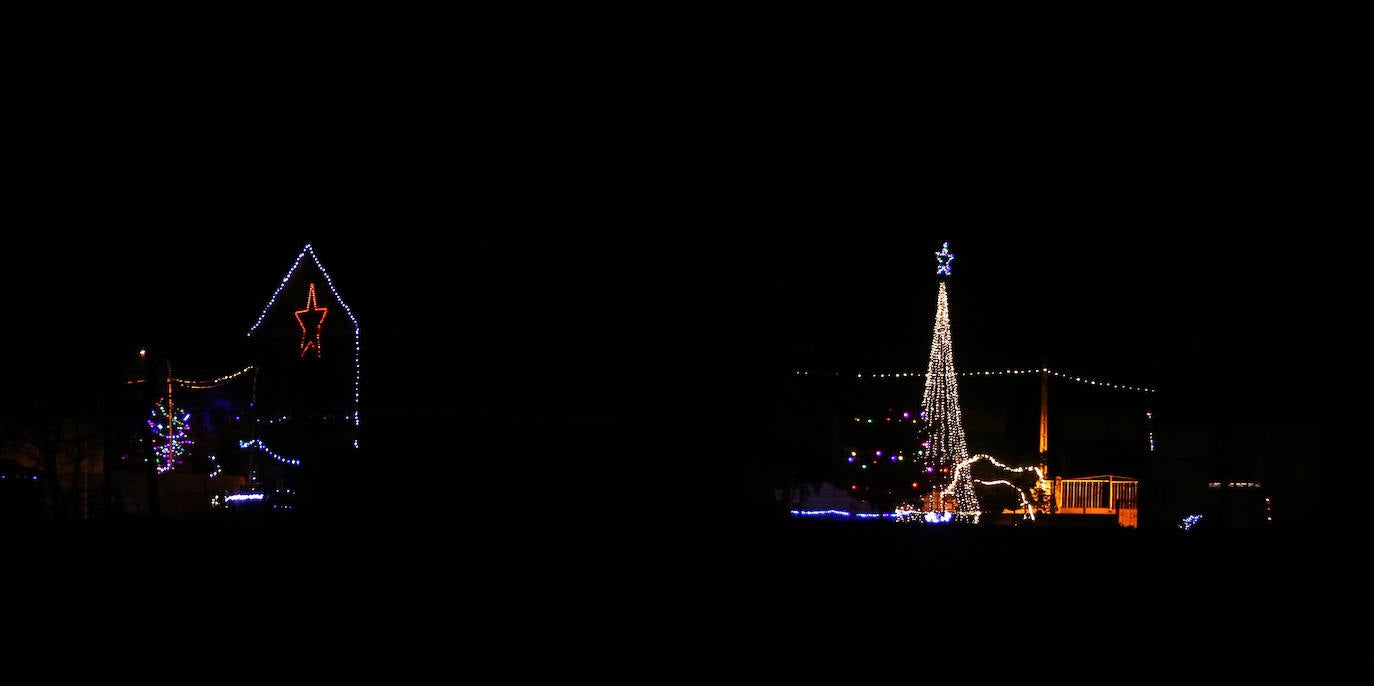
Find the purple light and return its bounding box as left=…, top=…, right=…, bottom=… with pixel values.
left=903, top=412, right=910, bottom=419
left=225, top=493, right=264, bottom=502
left=847, top=457, right=854, bottom=463
left=790, top=510, right=901, bottom=519
left=926, top=467, right=935, bottom=473
left=876, top=450, right=882, bottom=456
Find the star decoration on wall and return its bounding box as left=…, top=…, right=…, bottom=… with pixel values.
left=935, top=242, right=955, bottom=276
left=294, top=283, right=328, bottom=358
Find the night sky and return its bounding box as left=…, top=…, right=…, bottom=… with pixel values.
left=4, top=7, right=1367, bottom=528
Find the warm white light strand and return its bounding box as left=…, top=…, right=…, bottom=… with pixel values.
left=922, top=279, right=980, bottom=517
left=795, top=367, right=1156, bottom=393
left=971, top=479, right=1035, bottom=521
left=172, top=365, right=256, bottom=390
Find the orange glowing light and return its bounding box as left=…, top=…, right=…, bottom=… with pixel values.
left=294, top=283, right=328, bottom=358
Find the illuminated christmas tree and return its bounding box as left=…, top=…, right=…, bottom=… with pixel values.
left=148, top=397, right=192, bottom=475
left=921, top=243, right=980, bottom=518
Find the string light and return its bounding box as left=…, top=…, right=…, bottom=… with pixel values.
left=147, top=399, right=192, bottom=475
left=239, top=439, right=302, bottom=467
left=894, top=507, right=954, bottom=524
left=971, top=479, right=1035, bottom=521
left=1179, top=514, right=1203, bottom=531
left=226, top=493, right=265, bottom=502
left=171, top=365, right=256, bottom=390
left=1146, top=411, right=1155, bottom=452
left=921, top=279, right=979, bottom=519
left=805, top=367, right=1156, bottom=393
left=294, top=283, right=328, bottom=358
left=790, top=510, right=901, bottom=519
left=935, top=242, right=955, bottom=276
left=247, top=243, right=360, bottom=450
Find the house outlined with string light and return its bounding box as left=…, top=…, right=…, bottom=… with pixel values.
left=243, top=243, right=361, bottom=508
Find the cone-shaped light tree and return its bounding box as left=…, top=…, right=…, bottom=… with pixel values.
left=921, top=242, right=980, bottom=518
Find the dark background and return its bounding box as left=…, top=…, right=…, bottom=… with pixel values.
left=3, top=7, right=1366, bottom=528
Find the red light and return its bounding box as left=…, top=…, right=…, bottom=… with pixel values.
left=911, top=482, right=919, bottom=488
left=851, top=485, right=858, bottom=490
left=294, top=283, right=328, bottom=358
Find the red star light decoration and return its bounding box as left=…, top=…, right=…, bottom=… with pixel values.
left=294, top=283, right=328, bottom=358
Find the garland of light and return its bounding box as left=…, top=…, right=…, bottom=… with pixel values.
left=790, top=510, right=901, bottom=519
left=971, top=480, right=1034, bottom=520
left=946, top=455, right=1046, bottom=521
left=171, top=365, right=256, bottom=390
left=148, top=398, right=192, bottom=475
left=896, top=454, right=1045, bottom=524
left=247, top=243, right=360, bottom=449
left=239, top=439, right=302, bottom=466
left=794, top=367, right=1155, bottom=393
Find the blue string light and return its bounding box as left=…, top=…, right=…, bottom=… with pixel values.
left=239, top=439, right=302, bottom=467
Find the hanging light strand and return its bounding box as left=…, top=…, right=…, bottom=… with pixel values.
left=172, top=365, right=256, bottom=390
left=795, top=367, right=1156, bottom=393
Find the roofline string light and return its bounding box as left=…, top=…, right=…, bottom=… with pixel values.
left=792, top=367, right=1156, bottom=394
left=247, top=243, right=360, bottom=449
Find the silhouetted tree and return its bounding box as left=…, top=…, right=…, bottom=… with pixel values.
left=0, top=399, right=103, bottom=520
